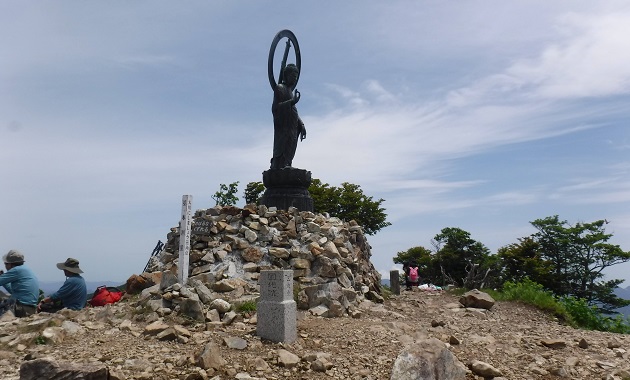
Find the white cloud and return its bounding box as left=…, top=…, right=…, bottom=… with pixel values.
left=508, top=11, right=630, bottom=99
left=2, top=1, right=629, bottom=285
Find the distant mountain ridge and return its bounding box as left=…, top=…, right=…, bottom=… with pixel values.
left=614, top=285, right=630, bottom=317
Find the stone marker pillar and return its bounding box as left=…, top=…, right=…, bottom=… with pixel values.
left=390, top=270, right=400, bottom=295
left=257, top=270, right=297, bottom=343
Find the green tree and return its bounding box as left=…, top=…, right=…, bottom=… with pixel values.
left=393, top=246, right=439, bottom=284
left=393, top=246, right=433, bottom=266
left=432, top=227, right=491, bottom=288
left=530, top=216, right=630, bottom=313
left=211, top=179, right=391, bottom=235
left=496, top=237, right=552, bottom=286
left=212, top=181, right=239, bottom=206
left=244, top=181, right=265, bottom=205
left=308, top=179, right=391, bottom=235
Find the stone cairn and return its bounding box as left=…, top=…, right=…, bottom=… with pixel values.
left=142, top=204, right=383, bottom=319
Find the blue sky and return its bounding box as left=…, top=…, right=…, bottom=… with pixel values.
left=1, top=1, right=629, bottom=285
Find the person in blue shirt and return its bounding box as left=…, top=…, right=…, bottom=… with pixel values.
left=38, top=257, right=87, bottom=312
left=0, top=250, right=40, bottom=317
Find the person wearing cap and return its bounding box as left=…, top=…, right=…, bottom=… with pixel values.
left=0, top=250, right=40, bottom=317
left=38, top=258, right=87, bottom=312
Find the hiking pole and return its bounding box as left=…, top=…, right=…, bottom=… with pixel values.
left=142, top=240, right=164, bottom=273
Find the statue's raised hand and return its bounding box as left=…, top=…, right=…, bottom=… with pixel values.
left=293, top=89, right=301, bottom=105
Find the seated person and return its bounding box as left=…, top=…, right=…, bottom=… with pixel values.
left=38, top=258, right=87, bottom=312
left=0, top=250, right=40, bottom=317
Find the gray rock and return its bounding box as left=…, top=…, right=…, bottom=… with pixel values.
left=311, top=256, right=337, bottom=278
left=179, top=286, right=199, bottom=301
left=459, top=289, right=495, bottom=310
left=391, top=337, right=467, bottom=380
left=250, top=357, right=270, bottom=371
left=223, top=336, right=248, bottom=350
left=20, top=358, right=108, bottom=380
left=179, top=299, right=205, bottom=321
left=144, top=320, right=170, bottom=335
left=243, top=262, right=258, bottom=272
left=469, top=360, right=502, bottom=377
left=206, top=308, right=221, bottom=322
left=146, top=299, right=164, bottom=311
left=213, top=280, right=236, bottom=292
left=197, top=342, right=227, bottom=370
left=578, top=338, right=589, bottom=349
left=269, top=247, right=290, bottom=259
left=156, top=327, right=178, bottom=341
left=222, top=310, right=238, bottom=325
left=61, top=320, right=83, bottom=335
left=327, top=300, right=344, bottom=317
left=366, top=290, right=384, bottom=303
left=277, top=349, right=300, bottom=368
left=190, top=279, right=215, bottom=304
left=42, top=327, right=66, bottom=344
left=243, top=228, right=258, bottom=243
left=159, top=272, right=178, bottom=291
left=209, top=299, right=232, bottom=313
left=290, top=258, right=310, bottom=269
left=337, top=272, right=352, bottom=288
left=309, top=305, right=329, bottom=317
left=191, top=263, right=214, bottom=276
left=311, top=357, right=333, bottom=372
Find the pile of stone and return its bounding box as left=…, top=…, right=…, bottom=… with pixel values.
left=143, top=204, right=383, bottom=318
left=130, top=272, right=248, bottom=325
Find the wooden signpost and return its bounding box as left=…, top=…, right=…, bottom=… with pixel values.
left=178, top=195, right=193, bottom=285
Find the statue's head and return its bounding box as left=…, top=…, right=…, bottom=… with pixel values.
left=283, top=64, right=299, bottom=85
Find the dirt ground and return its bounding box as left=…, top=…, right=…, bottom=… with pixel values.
left=3, top=288, right=629, bottom=379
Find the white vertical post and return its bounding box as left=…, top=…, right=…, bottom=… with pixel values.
left=178, top=195, right=193, bottom=285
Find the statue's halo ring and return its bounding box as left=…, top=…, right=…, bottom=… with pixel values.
left=268, top=29, right=301, bottom=89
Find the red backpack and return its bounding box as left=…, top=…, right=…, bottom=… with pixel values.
left=89, top=286, right=124, bottom=307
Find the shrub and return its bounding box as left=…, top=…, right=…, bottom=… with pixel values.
left=559, top=296, right=602, bottom=330
left=380, top=285, right=393, bottom=300
left=494, top=278, right=630, bottom=333
left=235, top=300, right=257, bottom=313
left=560, top=296, right=630, bottom=333
left=498, top=278, right=571, bottom=323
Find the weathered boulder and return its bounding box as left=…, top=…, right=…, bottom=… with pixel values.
left=391, top=337, right=467, bottom=380
left=179, top=299, right=205, bottom=321
left=459, top=289, right=495, bottom=310
left=20, top=358, right=108, bottom=380
left=126, top=274, right=154, bottom=295
left=196, top=342, right=227, bottom=370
